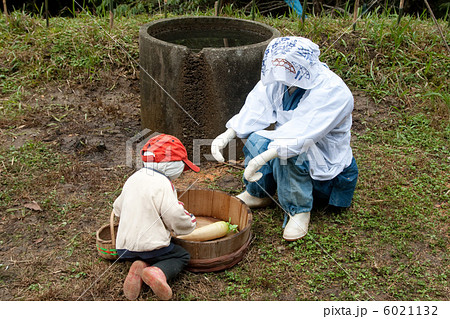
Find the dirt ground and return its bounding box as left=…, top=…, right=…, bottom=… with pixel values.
left=0, top=69, right=392, bottom=301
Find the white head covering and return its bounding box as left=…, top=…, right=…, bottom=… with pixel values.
left=143, top=159, right=185, bottom=180
left=261, top=37, right=326, bottom=89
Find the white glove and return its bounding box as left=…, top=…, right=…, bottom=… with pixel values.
left=244, top=148, right=278, bottom=182
left=211, top=128, right=236, bottom=162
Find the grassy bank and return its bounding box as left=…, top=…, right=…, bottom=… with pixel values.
left=0, top=9, right=448, bottom=301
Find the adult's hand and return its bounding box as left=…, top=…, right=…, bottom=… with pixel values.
left=211, top=128, right=236, bottom=162
left=244, top=148, right=278, bottom=182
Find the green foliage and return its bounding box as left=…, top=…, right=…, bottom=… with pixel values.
left=316, top=15, right=449, bottom=114
left=91, top=0, right=154, bottom=17
left=2, top=141, right=61, bottom=171
left=0, top=141, right=64, bottom=209
left=87, top=0, right=214, bottom=16
left=0, top=12, right=143, bottom=98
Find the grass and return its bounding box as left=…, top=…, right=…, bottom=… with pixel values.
left=0, top=7, right=449, bottom=301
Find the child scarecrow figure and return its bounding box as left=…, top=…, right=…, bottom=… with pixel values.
left=113, top=134, right=199, bottom=300
left=212, top=37, right=358, bottom=241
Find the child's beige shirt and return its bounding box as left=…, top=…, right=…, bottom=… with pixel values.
left=113, top=168, right=196, bottom=252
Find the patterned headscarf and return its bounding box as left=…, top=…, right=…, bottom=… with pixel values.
left=261, top=37, right=327, bottom=89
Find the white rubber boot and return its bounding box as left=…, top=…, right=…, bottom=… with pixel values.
left=283, top=212, right=310, bottom=241
left=236, top=191, right=272, bottom=208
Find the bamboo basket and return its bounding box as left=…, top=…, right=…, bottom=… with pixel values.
left=96, top=210, right=118, bottom=260
left=172, top=189, right=252, bottom=272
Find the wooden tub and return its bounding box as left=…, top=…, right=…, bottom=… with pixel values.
left=173, top=189, right=252, bottom=272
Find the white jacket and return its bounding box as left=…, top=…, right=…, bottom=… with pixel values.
left=226, top=37, right=354, bottom=181
left=113, top=168, right=196, bottom=252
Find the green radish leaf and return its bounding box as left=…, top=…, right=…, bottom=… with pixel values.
left=227, top=217, right=239, bottom=233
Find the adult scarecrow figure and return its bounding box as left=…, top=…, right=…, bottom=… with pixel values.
left=211, top=37, right=358, bottom=241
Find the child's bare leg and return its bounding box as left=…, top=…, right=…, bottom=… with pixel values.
left=142, top=266, right=173, bottom=300
left=123, top=260, right=149, bottom=300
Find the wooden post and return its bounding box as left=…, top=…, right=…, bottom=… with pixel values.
left=2, top=0, right=8, bottom=25
left=251, top=0, right=255, bottom=20
left=45, top=0, right=49, bottom=28
left=164, top=0, right=167, bottom=18
left=216, top=0, right=226, bottom=46
left=352, top=0, right=359, bottom=30
left=214, top=0, right=222, bottom=16
left=300, top=0, right=308, bottom=27
left=397, top=0, right=405, bottom=24
left=109, top=0, right=113, bottom=29
left=423, top=0, right=450, bottom=53
left=301, top=0, right=307, bottom=25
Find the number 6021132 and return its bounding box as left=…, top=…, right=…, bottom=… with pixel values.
left=383, top=306, right=438, bottom=316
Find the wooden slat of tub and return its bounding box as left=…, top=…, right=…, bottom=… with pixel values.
left=188, top=189, right=214, bottom=216
left=228, top=196, right=242, bottom=227
left=178, top=189, right=189, bottom=208
left=181, top=229, right=249, bottom=259
left=211, top=191, right=231, bottom=221
left=239, top=203, right=251, bottom=228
